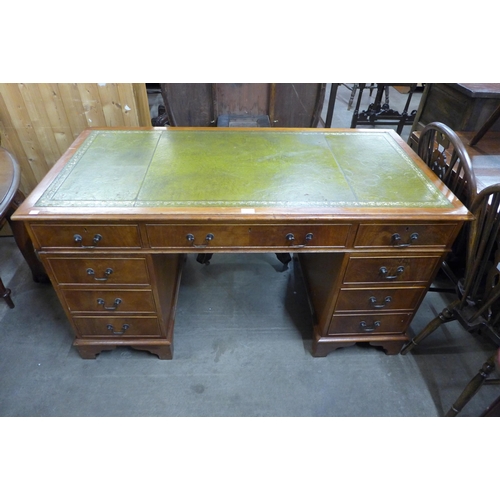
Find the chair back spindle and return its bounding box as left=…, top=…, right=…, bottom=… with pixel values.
left=462, top=186, right=500, bottom=336
left=418, top=122, right=477, bottom=209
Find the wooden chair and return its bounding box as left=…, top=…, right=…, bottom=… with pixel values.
left=401, top=183, right=500, bottom=355
left=417, top=122, right=478, bottom=291
left=444, top=348, right=500, bottom=416
left=0, top=147, right=48, bottom=307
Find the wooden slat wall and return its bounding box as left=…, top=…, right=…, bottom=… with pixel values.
left=0, top=83, right=150, bottom=194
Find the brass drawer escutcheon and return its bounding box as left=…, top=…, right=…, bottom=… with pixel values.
left=359, top=320, right=381, bottom=332
left=87, top=268, right=113, bottom=281
left=97, top=298, right=122, bottom=310
left=285, top=232, right=313, bottom=248
left=379, top=265, right=405, bottom=280
left=106, top=323, right=129, bottom=335
left=369, top=296, right=392, bottom=309
left=74, top=233, right=102, bottom=248
left=391, top=232, right=418, bottom=247
left=186, top=233, right=214, bottom=248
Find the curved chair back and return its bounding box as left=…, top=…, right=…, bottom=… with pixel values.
left=460, top=183, right=500, bottom=340
left=418, top=122, right=478, bottom=279
left=418, top=122, right=477, bottom=209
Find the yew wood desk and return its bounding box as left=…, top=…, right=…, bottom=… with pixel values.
left=13, top=127, right=471, bottom=359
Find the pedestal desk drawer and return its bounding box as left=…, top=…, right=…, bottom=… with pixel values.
left=63, top=290, right=156, bottom=313
left=354, top=224, right=457, bottom=248
left=146, top=224, right=351, bottom=249
left=73, top=316, right=162, bottom=338
left=335, top=287, right=426, bottom=312
left=343, top=255, right=441, bottom=285
left=328, top=313, right=412, bottom=336
left=45, top=257, right=150, bottom=285
left=30, top=224, right=141, bottom=249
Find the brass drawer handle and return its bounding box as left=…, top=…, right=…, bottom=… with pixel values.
left=285, top=232, right=313, bottom=248
left=87, top=268, right=113, bottom=281
left=360, top=320, right=381, bottom=332
left=369, top=296, right=392, bottom=309
left=379, top=266, right=404, bottom=280
left=97, top=298, right=122, bottom=310
left=74, top=233, right=102, bottom=248
left=391, top=232, right=418, bottom=247
left=106, top=323, right=129, bottom=335
left=186, top=233, right=214, bottom=248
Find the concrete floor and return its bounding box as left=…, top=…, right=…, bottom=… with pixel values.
left=1, top=84, right=498, bottom=416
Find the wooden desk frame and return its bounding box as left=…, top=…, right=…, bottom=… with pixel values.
left=13, top=127, right=471, bottom=359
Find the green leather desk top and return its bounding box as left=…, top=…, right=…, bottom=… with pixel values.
left=34, top=128, right=453, bottom=210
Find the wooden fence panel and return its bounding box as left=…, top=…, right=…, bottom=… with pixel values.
left=57, top=84, right=90, bottom=139
left=0, top=83, right=150, bottom=194
left=36, top=83, right=76, bottom=155
left=75, top=83, right=109, bottom=129
left=1, top=84, right=50, bottom=190
left=0, top=90, right=40, bottom=191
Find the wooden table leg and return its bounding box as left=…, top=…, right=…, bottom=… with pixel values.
left=6, top=190, right=49, bottom=283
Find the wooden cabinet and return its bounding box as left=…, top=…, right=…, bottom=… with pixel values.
left=410, top=83, right=500, bottom=146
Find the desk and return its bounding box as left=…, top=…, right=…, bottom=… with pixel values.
left=13, top=127, right=470, bottom=359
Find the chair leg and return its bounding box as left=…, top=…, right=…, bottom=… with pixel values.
left=445, top=354, right=497, bottom=417
left=400, top=300, right=460, bottom=355
left=0, top=276, right=14, bottom=308
left=196, top=253, right=213, bottom=265
left=275, top=253, right=291, bottom=266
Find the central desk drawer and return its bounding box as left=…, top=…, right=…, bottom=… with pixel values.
left=30, top=224, right=142, bottom=250
left=73, top=316, right=162, bottom=338
left=343, top=255, right=441, bottom=285
left=63, top=289, right=156, bottom=313
left=146, top=224, right=351, bottom=249
left=45, top=257, right=151, bottom=285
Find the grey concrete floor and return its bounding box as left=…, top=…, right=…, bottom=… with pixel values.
left=1, top=85, right=498, bottom=416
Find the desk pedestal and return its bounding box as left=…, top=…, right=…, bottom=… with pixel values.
left=298, top=248, right=445, bottom=357
left=41, top=251, right=184, bottom=359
